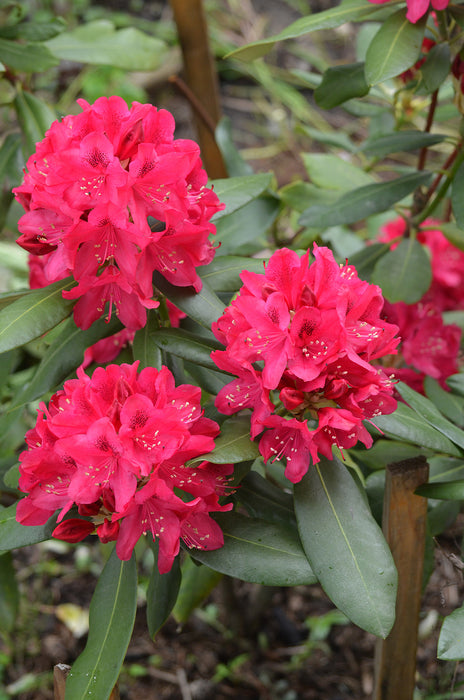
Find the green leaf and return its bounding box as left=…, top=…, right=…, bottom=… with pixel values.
left=0, top=552, right=19, bottom=633
left=237, top=471, right=296, bottom=525
left=198, top=255, right=266, bottom=293
left=151, top=328, right=222, bottom=371
left=416, top=480, right=464, bottom=500
left=424, top=377, right=464, bottom=428
left=438, top=605, right=464, bottom=660
left=438, top=223, right=464, bottom=253
left=16, top=17, right=67, bottom=42
left=146, top=541, right=181, bottom=638
left=215, top=116, right=253, bottom=177
left=279, top=181, right=339, bottom=213
left=200, top=415, right=260, bottom=465
left=371, top=237, right=432, bottom=303
left=183, top=361, right=230, bottom=395
left=215, top=195, right=280, bottom=256
left=396, top=382, right=464, bottom=452
left=447, top=374, right=464, bottom=397
left=211, top=173, right=273, bottom=220
left=0, top=278, right=75, bottom=353
left=227, top=0, right=385, bottom=61
left=299, top=171, right=432, bottom=228
left=361, top=131, right=447, bottom=158
left=0, top=36, right=58, bottom=71
left=350, top=439, right=423, bottom=470
left=132, top=310, right=162, bottom=371
left=364, top=9, right=426, bottom=85
left=14, top=88, right=56, bottom=155
left=294, top=455, right=397, bottom=637
left=172, top=557, right=222, bottom=623
left=191, top=512, right=317, bottom=586
left=315, top=62, right=369, bottom=109
left=298, top=124, right=357, bottom=152
left=452, top=161, right=464, bottom=231
left=0, top=503, right=56, bottom=552
left=65, top=548, right=137, bottom=700
left=420, top=43, right=451, bottom=93
left=373, top=402, right=463, bottom=457
left=301, top=153, right=373, bottom=191
left=347, top=243, right=390, bottom=282
left=45, top=20, right=166, bottom=70
left=153, top=274, right=224, bottom=330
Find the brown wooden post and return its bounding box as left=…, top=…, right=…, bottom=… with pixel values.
left=374, top=456, right=429, bottom=700
left=54, top=664, right=120, bottom=700
left=170, top=0, right=228, bottom=178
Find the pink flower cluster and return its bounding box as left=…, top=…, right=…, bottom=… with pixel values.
left=16, top=362, right=233, bottom=573
left=14, top=97, right=224, bottom=330
left=366, top=0, right=448, bottom=24
left=378, top=218, right=463, bottom=390
left=211, top=246, right=399, bottom=483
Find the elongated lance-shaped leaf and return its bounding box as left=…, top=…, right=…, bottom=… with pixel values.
left=146, top=541, right=181, bottom=638
left=0, top=277, right=75, bottom=353
left=416, top=480, right=464, bottom=501
left=299, top=171, right=432, bottom=228
left=132, top=309, right=162, bottom=371
left=361, top=131, right=447, bottom=158
left=424, top=377, right=464, bottom=428
left=191, top=512, right=317, bottom=586
left=0, top=503, right=57, bottom=552
left=173, top=557, right=222, bottom=623
left=210, top=173, right=273, bottom=220
left=365, top=9, right=426, bottom=85
left=151, top=328, right=223, bottom=371
left=198, top=255, right=266, bottom=292
left=294, top=455, right=397, bottom=637
left=314, top=62, right=369, bottom=109
left=190, top=415, right=260, bottom=465
left=227, top=0, right=385, bottom=61
left=0, top=552, right=19, bottom=633
left=374, top=402, right=463, bottom=457
left=372, top=237, right=432, bottom=303
left=153, top=273, right=225, bottom=329
left=395, top=382, right=464, bottom=452
left=438, top=605, right=464, bottom=660
left=65, top=548, right=137, bottom=700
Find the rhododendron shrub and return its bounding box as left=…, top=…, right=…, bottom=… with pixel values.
left=14, top=97, right=224, bottom=330
left=377, top=217, right=464, bottom=390
left=16, top=362, right=233, bottom=573
left=211, top=246, right=400, bottom=483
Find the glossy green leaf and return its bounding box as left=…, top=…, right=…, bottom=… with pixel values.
left=299, top=171, right=431, bottom=228
left=429, top=456, right=464, bottom=483
left=373, top=403, right=463, bottom=457
left=452, top=161, right=464, bottom=231
left=227, top=0, right=384, bottom=61
left=416, top=480, right=464, bottom=500
left=346, top=243, right=390, bottom=282
left=294, top=455, right=397, bottom=637
left=191, top=512, right=316, bottom=586
left=424, top=377, right=464, bottom=428
left=298, top=125, right=357, bottom=152
left=0, top=278, right=75, bottom=353
left=45, top=20, right=166, bottom=70
left=420, top=43, right=451, bottom=93
left=183, top=361, right=230, bottom=395
left=438, top=605, right=464, bottom=660
left=198, top=255, right=266, bottom=292
left=200, top=415, right=260, bottom=465
left=215, top=117, right=253, bottom=177
left=0, top=503, right=56, bottom=552
left=211, top=173, right=273, bottom=220
left=153, top=273, right=225, bottom=330
left=237, top=471, right=296, bottom=525
left=279, top=181, right=339, bottom=212
left=350, top=439, right=422, bottom=470
left=65, top=548, right=137, bottom=700
left=396, top=382, right=464, bottom=452
left=438, top=223, right=464, bottom=253
left=146, top=541, right=181, bottom=638
left=215, top=195, right=280, bottom=256
left=365, top=9, right=426, bottom=85
left=0, top=36, right=58, bottom=71
left=132, top=310, right=162, bottom=371
left=151, top=328, right=223, bottom=371
left=361, top=131, right=447, bottom=158
left=302, top=153, right=373, bottom=191
left=14, top=88, right=56, bottom=155
left=172, top=557, right=222, bottom=623
left=0, top=552, right=19, bottom=633
left=428, top=500, right=460, bottom=538
left=447, top=374, right=464, bottom=397
left=372, top=237, right=432, bottom=303
left=315, top=62, right=369, bottom=109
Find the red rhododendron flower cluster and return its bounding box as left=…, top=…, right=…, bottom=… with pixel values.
left=366, top=0, right=448, bottom=24
left=16, top=362, right=233, bottom=573
left=378, top=217, right=463, bottom=390
left=14, top=96, right=224, bottom=330
left=211, top=246, right=399, bottom=483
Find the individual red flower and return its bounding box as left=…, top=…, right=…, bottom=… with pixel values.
left=14, top=96, right=224, bottom=331
left=366, top=0, right=448, bottom=24
left=16, top=362, right=233, bottom=573
left=211, top=246, right=399, bottom=483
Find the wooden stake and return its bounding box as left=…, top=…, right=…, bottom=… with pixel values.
left=53, top=664, right=120, bottom=700
left=170, top=0, right=228, bottom=178
left=374, top=456, right=429, bottom=700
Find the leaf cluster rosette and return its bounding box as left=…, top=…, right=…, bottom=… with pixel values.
left=15, top=361, right=234, bottom=573
left=13, top=96, right=224, bottom=330
left=211, top=245, right=400, bottom=483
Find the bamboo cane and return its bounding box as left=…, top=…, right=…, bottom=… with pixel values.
left=170, top=0, right=228, bottom=178
left=373, top=456, right=429, bottom=700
